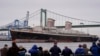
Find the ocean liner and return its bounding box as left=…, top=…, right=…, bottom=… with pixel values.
left=10, top=18, right=98, bottom=42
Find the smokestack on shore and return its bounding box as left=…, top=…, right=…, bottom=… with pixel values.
left=47, top=18, right=55, bottom=27
left=65, top=21, right=72, bottom=30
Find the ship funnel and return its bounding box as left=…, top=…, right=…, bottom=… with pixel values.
left=47, top=18, right=55, bottom=27
left=65, top=21, right=72, bottom=30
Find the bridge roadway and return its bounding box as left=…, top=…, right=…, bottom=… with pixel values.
left=56, top=24, right=100, bottom=28
left=0, top=24, right=100, bottom=31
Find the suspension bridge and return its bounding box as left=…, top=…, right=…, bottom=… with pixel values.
left=0, top=8, right=100, bottom=39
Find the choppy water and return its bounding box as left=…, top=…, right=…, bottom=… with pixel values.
left=0, top=41, right=92, bottom=53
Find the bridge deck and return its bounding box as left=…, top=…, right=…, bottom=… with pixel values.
left=0, top=24, right=100, bottom=31
left=56, top=24, right=100, bottom=28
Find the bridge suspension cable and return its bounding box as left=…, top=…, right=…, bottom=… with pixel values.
left=29, top=10, right=40, bottom=19
left=1, top=9, right=100, bottom=29
left=47, top=10, right=100, bottom=24
left=20, top=9, right=40, bottom=21
left=0, top=9, right=41, bottom=28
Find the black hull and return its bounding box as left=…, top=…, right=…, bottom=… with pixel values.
left=10, top=30, right=98, bottom=42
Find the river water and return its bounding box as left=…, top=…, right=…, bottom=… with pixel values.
left=0, top=41, right=93, bottom=53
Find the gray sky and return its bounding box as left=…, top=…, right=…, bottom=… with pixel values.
left=0, top=0, right=100, bottom=36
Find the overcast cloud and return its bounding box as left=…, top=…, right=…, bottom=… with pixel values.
left=0, top=0, right=100, bottom=36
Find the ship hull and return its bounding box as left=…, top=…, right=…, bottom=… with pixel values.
left=10, top=30, right=98, bottom=42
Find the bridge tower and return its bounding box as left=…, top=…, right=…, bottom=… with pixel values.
left=24, top=11, right=29, bottom=27
left=40, top=9, right=47, bottom=27
left=14, top=19, right=19, bottom=28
